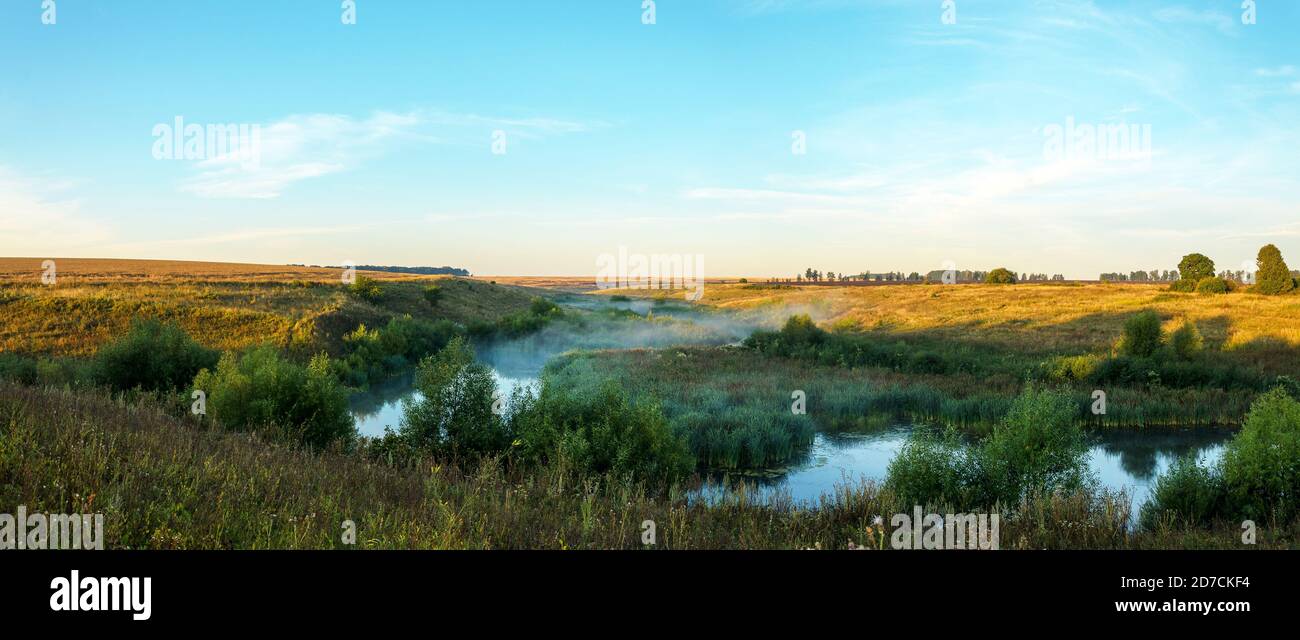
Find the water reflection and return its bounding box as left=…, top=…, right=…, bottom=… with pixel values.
left=696, top=425, right=1233, bottom=516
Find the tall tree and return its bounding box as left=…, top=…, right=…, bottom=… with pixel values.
left=1177, top=253, right=1215, bottom=282
left=1255, top=244, right=1296, bottom=295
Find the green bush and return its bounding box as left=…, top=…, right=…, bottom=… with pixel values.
left=1220, top=388, right=1300, bottom=521
left=1140, top=456, right=1223, bottom=528
left=399, top=336, right=510, bottom=457
left=1117, top=310, right=1163, bottom=358
left=475, top=296, right=565, bottom=339
left=1195, top=276, right=1229, bottom=294
left=192, top=347, right=355, bottom=449
left=423, top=285, right=444, bottom=306
left=513, top=380, right=694, bottom=484
left=0, top=353, right=39, bottom=385
left=885, top=430, right=974, bottom=507
left=1143, top=388, right=1300, bottom=526
left=348, top=275, right=384, bottom=303
left=333, top=316, right=461, bottom=387
left=1168, top=279, right=1196, bottom=293
left=1044, top=354, right=1103, bottom=381
left=985, top=268, right=1017, bottom=284
left=1169, top=320, right=1203, bottom=360
left=884, top=387, right=1092, bottom=511
left=977, top=387, right=1092, bottom=506
left=94, top=319, right=219, bottom=392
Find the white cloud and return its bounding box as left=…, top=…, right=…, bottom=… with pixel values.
left=179, top=109, right=596, bottom=199
left=1255, top=66, right=1296, bottom=78
left=0, top=167, right=112, bottom=254
left=1151, top=7, right=1236, bottom=35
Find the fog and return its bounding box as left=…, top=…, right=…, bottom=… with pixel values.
left=475, top=295, right=820, bottom=379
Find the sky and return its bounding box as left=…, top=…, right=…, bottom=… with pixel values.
left=1, top=0, right=1298, bottom=279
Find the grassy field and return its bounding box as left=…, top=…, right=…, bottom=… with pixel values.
left=3, top=259, right=1298, bottom=549
left=0, top=258, right=540, bottom=357
left=611, top=281, right=1300, bottom=375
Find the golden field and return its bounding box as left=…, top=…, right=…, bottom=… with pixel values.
left=0, top=257, right=539, bottom=357
left=602, top=281, right=1300, bottom=375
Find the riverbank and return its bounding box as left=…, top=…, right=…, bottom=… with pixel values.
left=3, top=381, right=1290, bottom=549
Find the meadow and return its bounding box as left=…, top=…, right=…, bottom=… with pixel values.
left=2, top=259, right=1299, bottom=549
left=588, top=281, right=1300, bottom=429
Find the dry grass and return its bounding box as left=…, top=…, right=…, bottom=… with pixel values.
left=0, top=257, right=429, bottom=284
left=602, top=281, right=1300, bottom=374
left=0, top=258, right=542, bottom=357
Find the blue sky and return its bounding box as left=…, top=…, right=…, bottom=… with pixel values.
left=2, top=0, right=1297, bottom=278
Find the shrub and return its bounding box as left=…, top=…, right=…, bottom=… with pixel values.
left=0, top=353, right=38, bottom=385
left=94, top=319, right=219, bottom=392
left=1168, top=279, right=1196, bottom=293
left=513, top=380, right=694, bottom=484
left=192, top=347, right=355, bottom=449
left=348, top=275, right=384, bottom=303
left=1143, top=388, right=1300, bottom=525
left=985, top=268, right=1016, bottom=284
left=1177, top=253, right=1215, bottom=283
left=1117, top=310, right=1163, bottom=358
left=423, top=285, right=444, bottom=306
left=529, top=296, right=561, bottom=317
left=778, top=314, right=826, bottom=345
left=977, top=387, right=1092, bottom=507
left=1140, top=456, right=1223, bottom=529
left=1195, top=276, right=1228, bottom=294
left=1045, top=354, right=1103, bottom=382
left=334, top=316, right=461, bottom=387
left=884, top=387, right=1092, bottom=511
left=399, top=336, right=510, bottom=457
left=1169, top=320, right=1203, bottom=360
left=1219, top=388, right=1300, bottom=521
left=885, top=430, right=974, bottom=507
left=1253, top=244, right=1295, bottom=295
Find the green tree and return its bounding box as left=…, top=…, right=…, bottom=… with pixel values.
left=1177, top=253, right=1215, bottom=283
left=1254, top=244, right=1295, bottom=295
left=985, top=267, right=1016, bottom=284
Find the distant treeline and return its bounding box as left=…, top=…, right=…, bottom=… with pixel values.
left=777, top=269, right=1064, bottom=284
left=290, top=264, right=471, bottom=277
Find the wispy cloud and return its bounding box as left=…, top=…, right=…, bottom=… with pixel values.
left=1151, top=6, right=1237, bottom=36
left=0, top=167, right=111, bottom=254
left=1255, top=66, right=1296, bottom=78
left=180, top=109, right=598, bottom=199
